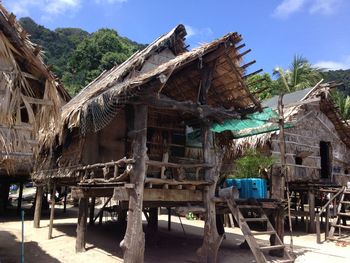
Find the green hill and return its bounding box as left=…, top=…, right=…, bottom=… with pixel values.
left=321, top=69, right=350, bottom=96
left=19, top=17, right=145, bottom=95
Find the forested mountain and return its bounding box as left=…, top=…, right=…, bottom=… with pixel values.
left=19, top=17, right=145, bottom=95
left=321, top=69, right=350, bottom=96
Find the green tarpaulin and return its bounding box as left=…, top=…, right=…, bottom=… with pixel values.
left=211, top=108, right=292, bottom=138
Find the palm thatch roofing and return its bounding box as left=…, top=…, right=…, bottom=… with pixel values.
left=232, top=82, right=350, bottom=153
left=60, top=24, right=261, bottom=136
left=0, top=4, right=70, bottom=175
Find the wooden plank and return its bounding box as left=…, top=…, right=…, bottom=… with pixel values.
left=114, top=188, right=203, bottom=202
left=22, top=95, right=53, bottom=106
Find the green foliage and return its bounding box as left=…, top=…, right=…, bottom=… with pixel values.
left=230, top=149, right=275, bottom=178
left=273, top=55, right=323, bottom=94
left=246, top=73, right=276, bottom=100
left=331, top=90, right=350, bottom=120
left=19, top=18, right=145, bottom=96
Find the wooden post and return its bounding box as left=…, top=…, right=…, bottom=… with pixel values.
left=168, top=207, right=171, bottom=231
left=148, top=207, right=158, bottom=232
left=76, top=197, right=88, bottom=252
left=308, top=189, right=316, bottom=233
left=33, top=185, right=44, bottom=228
left=63, top=186, right=67, bottom=213
left=48, top=183, right=56, bottom=239
left=196, top=125, right=224, bottom=263
left=120, top=104, right=148, bottom=263
left=89, top=197, right=96, bottom=226
left=0, top=181, right=10, bottom=214
left=17, top=181, right=24, bottom=214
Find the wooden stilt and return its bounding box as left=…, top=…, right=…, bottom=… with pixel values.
left=89, top=197, right=96, bottom=226
left=168, top=207, right=171, bottom=231
left=120, top=104, right=148, bottom=263
left=33, top=185, right=44, bottom=228
left=17, top=181, right=24, bottom=214
left=76, top=197, right=88, bottom=252
left=63, top=186, right=67, bottom=213
left=196, top=125, right=224, bottom=263
left=48, top=183, right=56, bottom=239
left=148, top=207, right=158, bottom=231
left=308, top=189, right=316, bottom=233
left=0, top=181, right=10, bottom=214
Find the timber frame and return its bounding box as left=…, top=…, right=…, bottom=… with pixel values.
left=0, top=4, right=69, bottom=214
left=31, top=24, right=270, bottom=262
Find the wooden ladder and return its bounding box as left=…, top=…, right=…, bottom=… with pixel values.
left=328, top=188, right=350, bottom=241
left=226, top=198, right=294, bottom=263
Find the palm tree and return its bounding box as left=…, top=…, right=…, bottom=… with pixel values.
left=331, top=90, right=350, bottom=120
left=273, top=55, right=323, bottom=94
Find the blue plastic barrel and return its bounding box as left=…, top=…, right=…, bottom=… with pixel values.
left=225, top=178, right=267, bottom=199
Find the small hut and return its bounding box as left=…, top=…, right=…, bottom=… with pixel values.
left=0, top=4, right=70, bottom=213
left=31, top=25, right=292, bottom=263
left=231, top=83, right=350, bottom=232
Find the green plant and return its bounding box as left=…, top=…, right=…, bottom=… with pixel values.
left=230, top=149, right=275, bottom=178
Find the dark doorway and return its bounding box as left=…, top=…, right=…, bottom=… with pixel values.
left=320, top=141, right=331, bottom=179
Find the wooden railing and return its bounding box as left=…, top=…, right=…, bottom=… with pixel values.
left=315, top=186, right=345, bottom=243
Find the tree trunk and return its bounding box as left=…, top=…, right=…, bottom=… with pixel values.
left=76, top=197, right=88, bottom=252
left=120, top=104, right=148, bottom=263
left=33, top=186, right=44, bottom=228
left=197, top=126, right=224, bottom=263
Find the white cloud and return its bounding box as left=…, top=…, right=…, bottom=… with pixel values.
left=273, top=0, right=307, bottom=19
left=6, top=0, right=81, bottom=17
left=184, top=24, right=213, bottom=39
left=95, top=0, right=128, bottom=4
left=273, top=0, right=343, bottom=19
left=314, top=56, right=350, bottom=70
left=309, top=0, right=342, bottom=15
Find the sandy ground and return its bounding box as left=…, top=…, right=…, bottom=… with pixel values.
left=0, top=204, right=349, bottom=263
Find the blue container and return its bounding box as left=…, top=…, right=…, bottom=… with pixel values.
left=225, top=178, right=267, bottom=199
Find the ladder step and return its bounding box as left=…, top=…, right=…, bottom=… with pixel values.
left=337, top=212, right=350, bottom=217
left=273, top=260, right=294, bottom=263
left=237, top=205, right=261, bottom=209
left=333, top=224, right=350, bottom=230
left=252, top=230, right=276, bottom=236
left=260, top=244, right=285, bottom=251
left=340, top=201, right=350, bottom=205
left=244, top=217, right=268, bottom=222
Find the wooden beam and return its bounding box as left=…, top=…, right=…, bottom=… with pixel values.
left=138, top=94, right=241, bottom=120
left=22, top=96, right=53, bottom=106
left=198, top=62, right=215, bottom=105
left=33, top=186, right=43, bottom=228
left=120, top=104, right=148, bottom=263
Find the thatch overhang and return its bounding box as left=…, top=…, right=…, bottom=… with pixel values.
left=0, top=4, right=70, bottom=176
left=61, top=25, right=260, bottom=136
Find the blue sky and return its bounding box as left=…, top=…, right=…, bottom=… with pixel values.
left=4, top=0, right=350, bottom=74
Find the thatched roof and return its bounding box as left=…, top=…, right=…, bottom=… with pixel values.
left=233, top=82, right=350, bottom=152
left=0, top=4, right=70, bottom=175
left=61, top=24, right=260, bottom=135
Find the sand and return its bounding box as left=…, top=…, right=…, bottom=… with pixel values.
left=0, top=205, right=349, bottom=263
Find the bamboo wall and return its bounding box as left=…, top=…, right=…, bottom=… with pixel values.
left=271, top=104, right=350, bottom=185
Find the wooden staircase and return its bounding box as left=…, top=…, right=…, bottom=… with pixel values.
left=328, top=188, right=350, bottom=241
left=226, top=198, right=294, bottom=263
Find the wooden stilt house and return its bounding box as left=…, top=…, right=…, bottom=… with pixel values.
left=230, top=83, right=350, bottom=234
left=0, top=4, right=70, bottom=213
left=33, top=25, right=296, bottom=263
